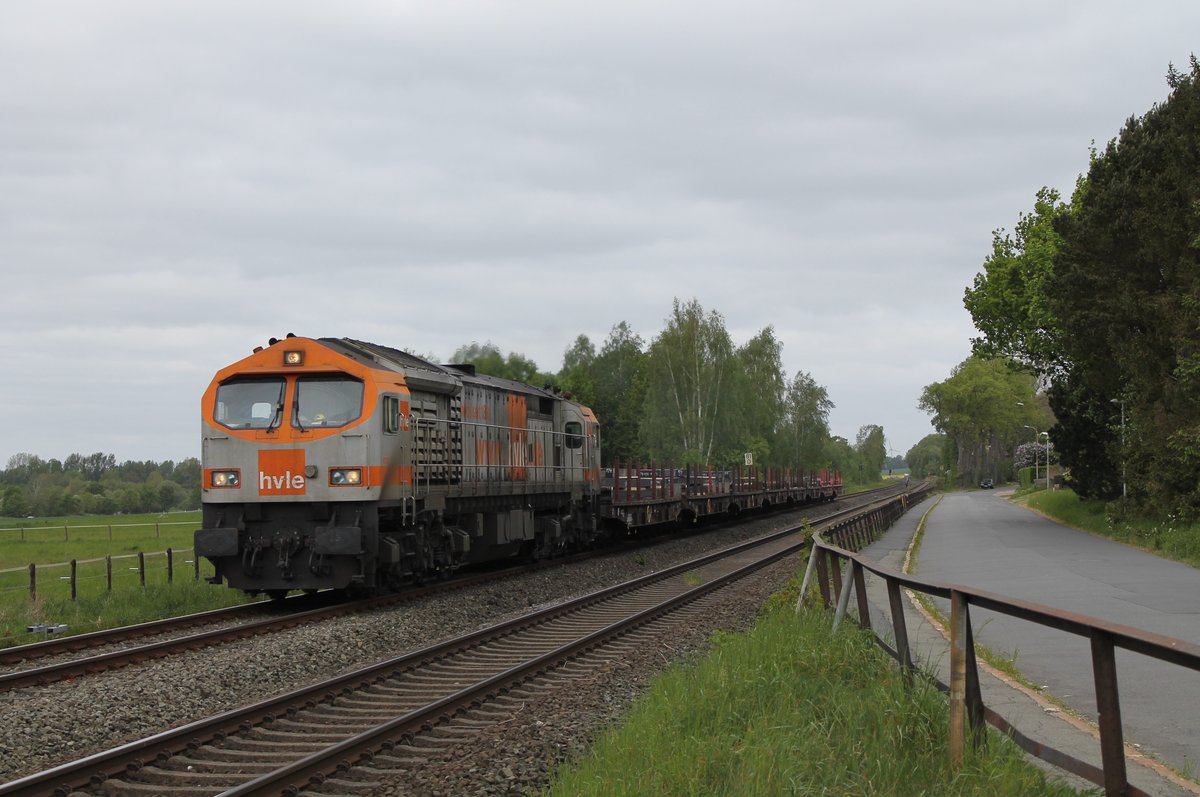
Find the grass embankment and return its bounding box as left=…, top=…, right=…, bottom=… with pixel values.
left=0, top=511, right=251, bottom=646
left=1022, top=489, right=1200, bottom=568
left=545, top=586, right=1085, bottom=797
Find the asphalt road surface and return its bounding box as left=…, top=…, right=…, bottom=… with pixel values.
left=913, top=489, right=1200, bottom=778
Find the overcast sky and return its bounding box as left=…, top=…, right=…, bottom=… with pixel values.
left=1, top=2, right=1195, bottom=467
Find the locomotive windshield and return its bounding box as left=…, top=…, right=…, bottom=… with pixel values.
left=215, top=378, right=285, bottom=429
left=293, top=376, right=364, bottom=428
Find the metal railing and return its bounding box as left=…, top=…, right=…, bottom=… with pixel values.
left=799, top=487, right=1200, bottom=797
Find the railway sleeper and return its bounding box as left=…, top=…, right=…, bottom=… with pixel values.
left=99, top=784, right=212, bottom=797
left=192, top=744, right=304, bottom=762
left=102, top=766, right=245, bottom=789
left=418, top=725, right=481, bottom=741
left=243, top=727, right=352, bottom=744
left=362, top=753, right=428, bottom=766
left=300, top=705, right=416, bottom=720
left=254, top=710, right=367, bottom=729
left=157, top=755, right=280, bottom=775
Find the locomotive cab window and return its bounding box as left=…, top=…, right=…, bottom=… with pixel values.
left=565, top=421, right=583, bottom=449
left=293, top=376, right=364, bottom=428
left=215, top=378, right=285, bottom=430
left=384, top=396, right=401, bottom=434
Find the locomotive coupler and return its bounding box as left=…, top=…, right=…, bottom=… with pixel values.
left=273, top=529, right=303, bottom=580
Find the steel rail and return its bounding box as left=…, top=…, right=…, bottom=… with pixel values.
left=0, top=498, right=878, bottom=797
left=224, top=523, right=810, bottom=796
left=1, top=487, right=896, bottom=694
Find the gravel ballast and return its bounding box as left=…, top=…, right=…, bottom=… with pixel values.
left=0, top=510, right=817, bottom=789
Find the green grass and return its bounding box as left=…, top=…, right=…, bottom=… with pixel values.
left=1023, top=490, right=1200, bottom=568
left=3, top=577, right=251, bottom=648
left=545, top=590, right=1087, bottom=797
left=0, top=511, right=201, bottom=568
left=0, top=510, right=252, bottom=647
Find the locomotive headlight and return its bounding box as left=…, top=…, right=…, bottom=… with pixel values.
left=210, top=470, right=240, bottom=488
left=329, top=468, right=362, bottom=486
left=283, top=350, right=304, bottom=366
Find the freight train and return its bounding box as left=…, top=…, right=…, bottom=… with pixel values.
left=195, top=336, right=842, bottom=597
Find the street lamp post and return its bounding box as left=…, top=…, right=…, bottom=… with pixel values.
left=1023, top=425, right=1039, bottom=488
left=1040, top=431, right=1050, bottom=491
left=1110, top=399, right=1127, bottom=499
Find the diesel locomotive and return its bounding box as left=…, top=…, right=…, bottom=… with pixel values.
left=195, top=335, right=843, bottom=598
left=195, top=335, right=603, bottom=597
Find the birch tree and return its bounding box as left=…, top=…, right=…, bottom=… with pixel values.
left=729, top=326, right=787, bottom=463
left=640, top=298, right=735, bottom=463
left=779, top=370, right=833, bottom=468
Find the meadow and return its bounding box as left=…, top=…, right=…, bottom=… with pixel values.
left=0, top=511, right=251, bottom=646
left=545, top=586, right=1084, bottom=796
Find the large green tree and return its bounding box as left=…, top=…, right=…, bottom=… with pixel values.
left=450, top=342, right=547, bottom=385
left=964, top=186, right=1068, bottom=374
left=905, top=434, right=946, bottom=479
left=1047, top=57, right=1200, bottom=512
left=724, top=326, right=787, bottom=465
left=854, top=424, right=887, bottom=483
left=640, top=299, right=737, bottom=464
left=557, top=334, right=597, bottom=407
left=778, top=371, right=834, bottom=469
left=919, top=356, right=1048, bottom=486
left=591, top=322, right=649, bottom=464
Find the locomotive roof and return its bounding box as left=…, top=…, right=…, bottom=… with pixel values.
left=324, top=337, right=562, bottom=400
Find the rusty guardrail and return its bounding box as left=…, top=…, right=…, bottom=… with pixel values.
left=799, top=486, right=1200, bottom=797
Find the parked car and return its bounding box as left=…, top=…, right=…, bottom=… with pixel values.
left=980, top=478, right=994, bottom=489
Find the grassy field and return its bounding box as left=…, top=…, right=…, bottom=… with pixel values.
left=0, top=511, right=252, bottom=647
left=545, top=584, right=1085, bottom=797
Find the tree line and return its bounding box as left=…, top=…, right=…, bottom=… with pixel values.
left=0, top=453, right=200, bottom=518
left=455, top=298, right=889, bottom=486
left=2, top=297, right=893, bottom=519
left=933, top=57, right=1199, bottom=518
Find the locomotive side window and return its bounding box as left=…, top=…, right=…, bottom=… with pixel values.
left=565, top=421, right=583, bottom=449
left=215, top=378, right=285, bottom=430
left=383, top=396, right=401, bottom=434
left=293, top=376, right=364, bottom=428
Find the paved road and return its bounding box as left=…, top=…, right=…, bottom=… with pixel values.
left=909, top=490, right=1200, bottom=781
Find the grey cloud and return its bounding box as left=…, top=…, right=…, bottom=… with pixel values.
left=1, top=0, right=1197, bottom=464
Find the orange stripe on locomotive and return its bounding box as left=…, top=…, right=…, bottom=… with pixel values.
left=200, top=337, right=409, bottom=444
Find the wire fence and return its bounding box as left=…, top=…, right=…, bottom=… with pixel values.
left=0, top=548, right=214, bottom=601
left=0, top=519, right=195, bottom=543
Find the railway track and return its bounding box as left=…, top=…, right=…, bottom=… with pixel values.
left=1, top=487, right=898, bottom=697
left=0, top=497, right=894, bottom=797
left=0, top=562, right=554, bottom=693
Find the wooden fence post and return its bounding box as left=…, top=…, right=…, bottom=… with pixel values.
left=29, top=563, right=36, bottom=600
left=167, top=548, right=173, bottom=583
left=106, top=556, right=113, bottom=592
left=70, top=559, right=77, bottom=601
left=138, top=552, right=146, bottom=587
